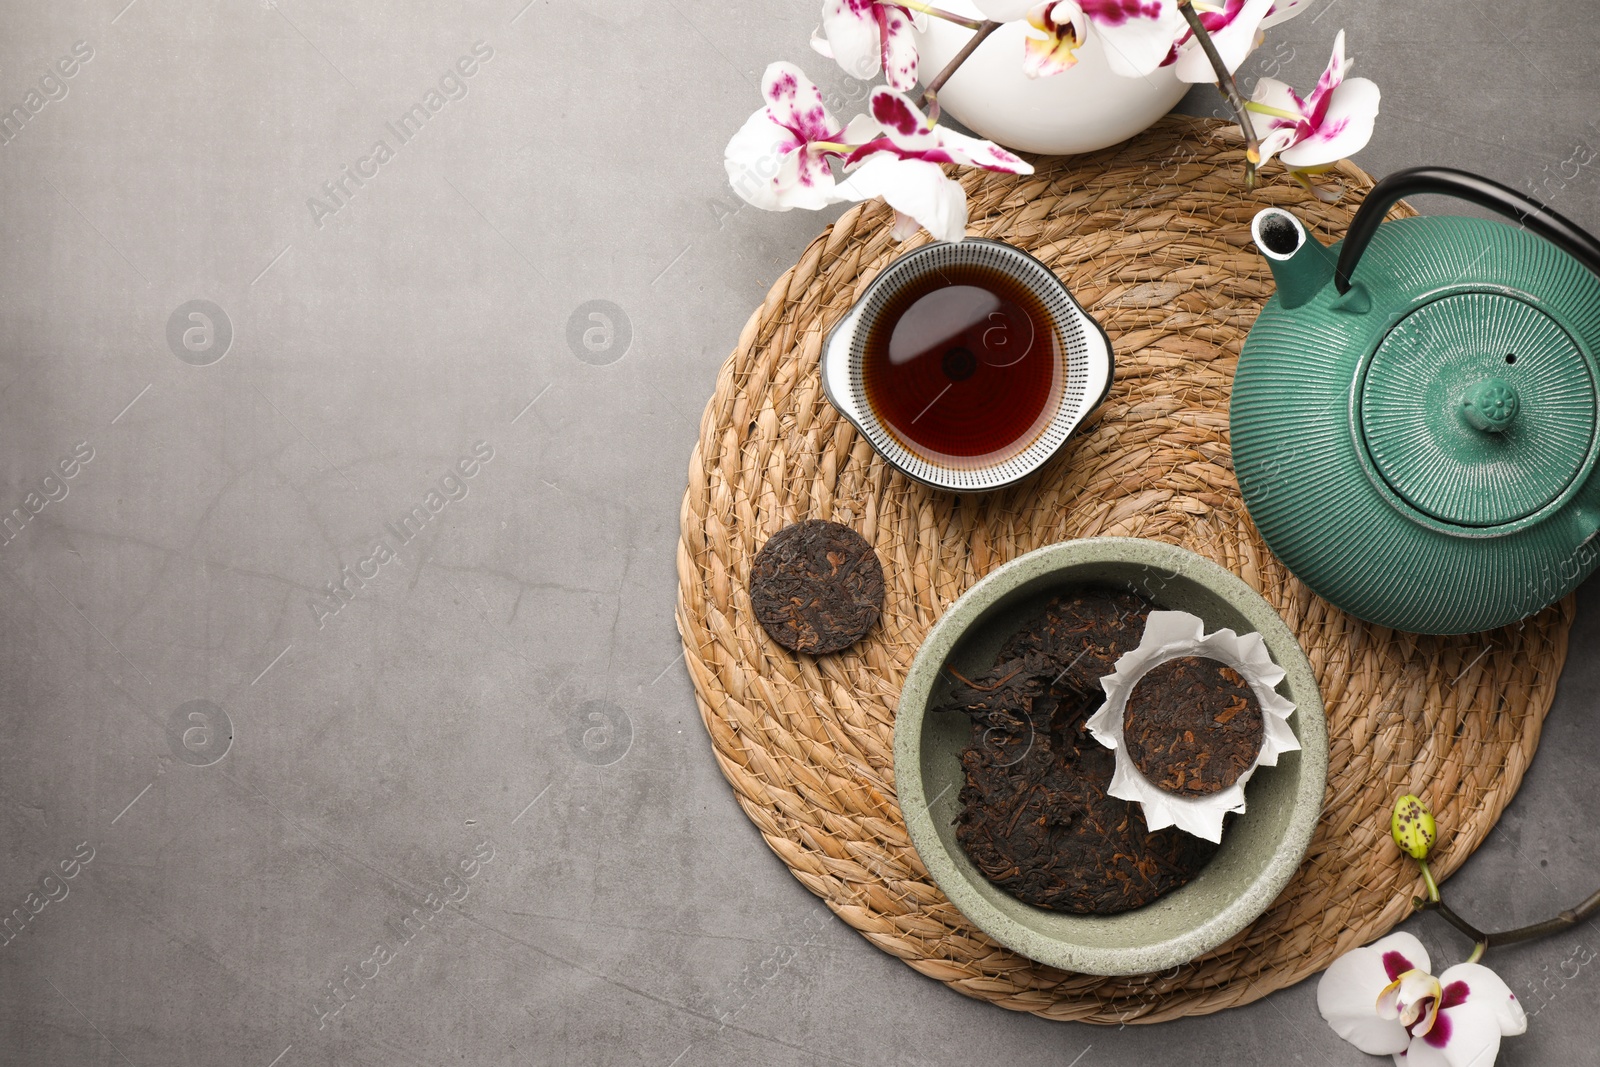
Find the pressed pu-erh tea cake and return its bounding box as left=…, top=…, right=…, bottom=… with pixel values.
left=1123, top=656, right=1265, bottom=798
left=941, top=591, right=1221, bottom=915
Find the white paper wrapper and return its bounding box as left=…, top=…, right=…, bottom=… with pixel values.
left=1084, top=610, right=1299, bottom=843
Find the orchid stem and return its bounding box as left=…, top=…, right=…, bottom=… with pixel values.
left=1176, top=0, right=1260, bottom=188
left=1478, top=885, right=1600, bottom=949
left=1419, top=859, right=1441, bottom=903
left=918, top=19, right=1003, bottom=110
left=1425, top=899, right=1486, bottom=942
left=1414, top=879, right=1600, bottom=961
left=896, top=0, right=986, bottom=31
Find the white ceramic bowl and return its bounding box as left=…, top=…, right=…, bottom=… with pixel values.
left=914, top=1, right=1189, bottom=155
left=894, top=538, right=1328, bottom=976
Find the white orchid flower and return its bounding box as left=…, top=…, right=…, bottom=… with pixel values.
left=1318, top=931, right=1527, bottom=1066
left=811, top=0, right=923, bottom=91
left=833, top=86, right=1034, bottom=241
left=1169, top=0, right=1277, bottom=83
left=724, top=62, right=852, bottom=211
left=725, top=74, right=1031, bottom=243
left=1021, top=0, right=1187, bottom=79
left=1249, top=30, right=1380, bottom=171
left=845, top=86, right=1035, bottom=171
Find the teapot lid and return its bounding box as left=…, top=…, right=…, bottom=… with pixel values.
left=1360, top=291, right=1597, bottom=527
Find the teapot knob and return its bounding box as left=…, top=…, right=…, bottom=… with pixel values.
left=1460, top=377, right=1520, bottom=433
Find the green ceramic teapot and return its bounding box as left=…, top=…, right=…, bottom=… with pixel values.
left=1232, top=167, right=1600, bottom=634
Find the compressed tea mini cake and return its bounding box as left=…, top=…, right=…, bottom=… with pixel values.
left=1123, top=656, right=1264, bottom=797
left=749, top=519, right=885, bottom=654
left=1086, top=611, right=1299, bottom=842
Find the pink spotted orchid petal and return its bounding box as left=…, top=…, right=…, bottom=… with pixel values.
left=815, top=0, right=921, bottom=90
left=1172, top=0, right=1276, bottom=83
left=1079, top=0, right=1187, bottom=79
left=1248, top=32, right=1379, bottom=171
left=723, top=62, right=845, bottom=212
left=867, top=86, right=939, bottom=152
left=1400, top=965, right=1527, bottom=1067
left=764, top=61, right=842, bottom=143
left=1022, top=2, right=1087, bottom=79
left=879, top=3, right=921, bottom=92
left=926, top=125, right=1033, bottom=173
left=827, top=88, right=1028, bottom=240
left=847, top=88, right=1034, bottom=174
left=816, top=0, right=881, bottom=80
left=1435, top=964, right=1529, bottom=1039
left=843, top=89, right=935, bottom=163
left=1401, top=1006, right=1506, bottom=1067
left=832, top=155, right=969, bottom=242
left=1277, top=74, right=1379, bottom=169
left=1302, top=28, right=1349, bottom=128
left=1258, top=0, right=1312, bottom=27
left=724, top=108, right=835, bottom=211
left=1317, top=932, right=1429, bottom=1057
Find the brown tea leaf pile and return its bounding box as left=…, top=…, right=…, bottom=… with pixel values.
left=942, top=591, right=1218, bottom=915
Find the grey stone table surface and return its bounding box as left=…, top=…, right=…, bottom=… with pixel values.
left=1, top=1, right=1596, bottom=1064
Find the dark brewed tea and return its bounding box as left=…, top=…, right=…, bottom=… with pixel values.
left=862, top=261, right=1059, bottom=463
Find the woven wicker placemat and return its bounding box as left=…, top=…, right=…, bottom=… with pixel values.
left=674, top=115, right=1575, bottom=1022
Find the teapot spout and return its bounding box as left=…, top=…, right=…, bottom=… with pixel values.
left=1252, top=208, right=1339, bottom=310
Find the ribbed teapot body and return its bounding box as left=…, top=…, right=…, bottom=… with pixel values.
left=1233, top=215, right=1600, bottom=634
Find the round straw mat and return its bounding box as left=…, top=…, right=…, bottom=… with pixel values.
left=675, top=115, right=1575, bottom=1022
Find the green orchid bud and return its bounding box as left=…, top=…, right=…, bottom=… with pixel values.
left=1391, top=794, right=1436, bottom=860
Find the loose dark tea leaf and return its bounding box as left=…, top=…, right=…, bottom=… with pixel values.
left=942, top=590, right=1219, bottom=915
left=1123, top=656, right=1264, bottom=797
left=749, top=519, right=885, bottom=654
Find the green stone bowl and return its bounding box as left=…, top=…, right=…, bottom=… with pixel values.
left=893, top=537, right=1327, bottom=977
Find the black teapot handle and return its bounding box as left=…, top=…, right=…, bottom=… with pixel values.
left=1335, top=166, right=1600, bottom=294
